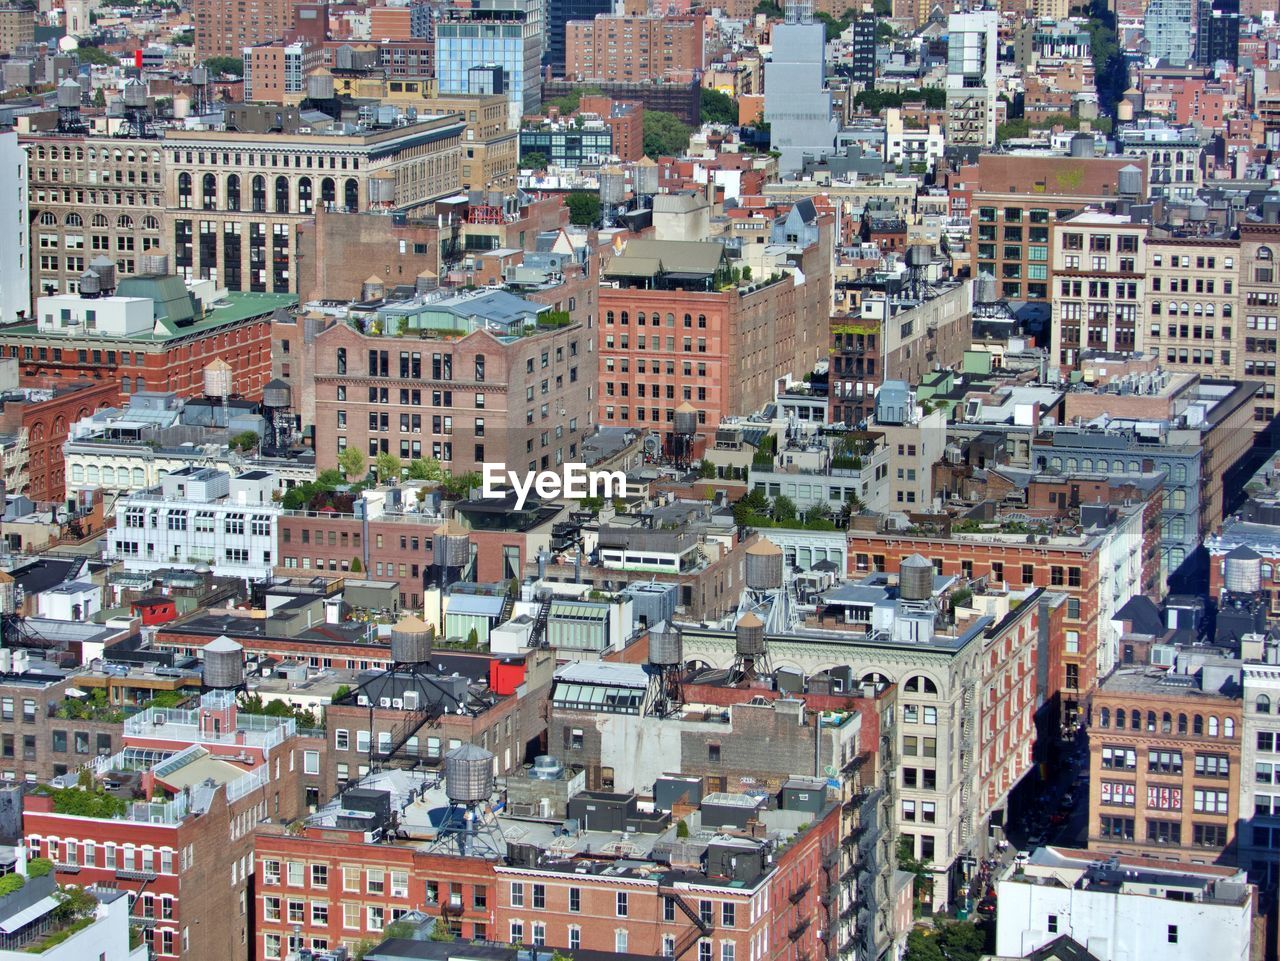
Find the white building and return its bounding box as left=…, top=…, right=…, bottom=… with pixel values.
left=0, top=130, right=30, bottom=324
left=995, top=846, right=1254, bottom=961
left=35, top=581, right=103, bottom=622
left=945, top=11, right=999, bottom=149
left=1241, top=658, right=1280, bottom=889
left=107, top=466, right=281, bottom=579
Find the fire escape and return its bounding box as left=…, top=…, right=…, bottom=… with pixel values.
left=657, top=887, right=714, bottom=961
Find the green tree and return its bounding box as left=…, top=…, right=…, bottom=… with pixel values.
left=579, top=495, right=603, bottom=514
left=466, top=627, right=480, bottom=649
left=92, top=88, right=106, bottom=108
left=771, top=494, right=798, bottom=524
left=428, top=921, right=456, bottom=941
left=338, top=447, right=366, bottom=481
left=897, top=835, right=933, bottom=902
left=374, top=451, right=402, bottom=483
left=521, top=150, right=549, bottom=170
left=564, top=191, right=601, bottom=226
left=872, top=0, right=891, bottom=12
left=76, top=46, right=120, bottom=67
left=700, top=88, right=737, bottom=125
left=333, top=684, right=351, bottom=701
left=349, top=557, right=362, bottom=573
left=25, top=858, right=54, bottom=878
left=676, top=819, right=690, bottom=838
left=407, top=457, right=444, bottom=481
left=936, top=922, right=986, bottom=961
left=203, top=55, right=244, bottom=77
left=172, top=28, right=194, bottom=46
left=229, top=430, right=260, bottom=452
left=643, top=110, right=692, bottom=159
left=904, top=928, right=945, bottom=961
left=383, top=919, right=417, bottom=940
left=753, top=0, right=783, bottom=14
left=697, top=460, right=717, bottom=479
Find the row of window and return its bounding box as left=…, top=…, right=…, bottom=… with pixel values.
left=1097, top=708, right=1234, bottom=737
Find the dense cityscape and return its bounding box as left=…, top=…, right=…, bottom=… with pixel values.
left=0, top=0, right=1275, bottom=959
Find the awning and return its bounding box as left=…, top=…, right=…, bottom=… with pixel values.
left=0, top=895, right=61, bottom=934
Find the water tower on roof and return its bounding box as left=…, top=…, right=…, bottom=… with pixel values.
left=647, top=627, right=684, bottom=716
left=430, top=743, right=506, bottom=859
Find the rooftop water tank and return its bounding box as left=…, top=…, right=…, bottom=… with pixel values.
left=262, top=378, right=292, bottom=409
left=444, top=743, right=495, bottom=803
left=389, top=614, right=434, bottom=664
left=744, top=539, right=783, bottom=591
left=898, top=554, right=934, bottom=601
left=434, top=519, right=471, bottom=567
left=735, top=612, right=766, bottom=657
left=1224, top=545, right=1262, bottom=594
left=673, top=402, right=698, bottom=436
left=203, top=635, right=244, bottom=688
left=648, top=629, right=683, bottom=667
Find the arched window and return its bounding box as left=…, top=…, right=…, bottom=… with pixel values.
left=1099, top=708, right=1110, bottom=728
left=132, top=468, right=145, bottom=486
left=344, top=178, right=358, bottom=211
left=202, top=173, right=217, bottom=210
left=226, top=175, right=240, bottom=211
left=1259, top=695, right=1272, bottom=714
left=1178, top=713, right=1187, bottom=734
left=1225, top=717, right=1235, bottom=738
left=905, top=675, right=938, bottom=695
left=177, top=172, right=192, bottom=208
left=1260, top=247, right=1274, bottom=262
left=117, top=215, right=132, bottom=230
left=70, top=464, right=84, bottom=484
left=1208, top=715, right=1219, bottom=736
left=274, top=176, right=290, bottom=214
left=92, top=214, right=109, bottom=228
left=65, top=212, right=82, bottom=227
left=102, top=466, right=115, bottom=485
left=38, top=211, right=56, bottom=226
left=143, top=216, right=159, bottom=230
left=1116, top=709, right=1126, bottom=729
left=1146, top=711, right=1156, bottom=731
left=298, top=177, right=313, bottom=215
left=251, top=175, right=266, bottom=212
left=321, top=177, right=336, bottom=204
left=1162, top=712, right=1172, bottom=733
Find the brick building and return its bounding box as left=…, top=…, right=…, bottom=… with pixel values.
left=0, top=4, right=33, bottom=57
left=0, top=282, right=288, bottom=403
left=23, top=691, right=320, bottom=961
left=0, top=379, right=116, bottom=501
left=1088, top=663, right=1242, bottom=863
left=845, top=500, right=1159, bottom=729
left=564, top=14, right=706, bottom=83
left=0, top=670, right=121, bottom=783
left=193, top=0, right=311, bottom=60
left=597, top=227, right=831, bottom=432
left=308, top=308, right=596, bottom=477
left=963, top=154, right=1148, bottom=304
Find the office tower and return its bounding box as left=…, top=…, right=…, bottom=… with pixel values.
left=1145, top=0, right=1193, bottom=66
left=436, top=0, right=544, bottom=130
left=764, top=2, right=837, bottom=176
left=849, top=15, right=876, bottom=86
left=545, top=0, right=611, bottom=76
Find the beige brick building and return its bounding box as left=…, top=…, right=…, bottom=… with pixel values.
left=564, top=13, right=706, bottom=83
left=0, top=3, right=34, bottom=56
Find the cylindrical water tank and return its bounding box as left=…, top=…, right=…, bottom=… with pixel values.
left=307, top=73, right=335, bottom=100
left=89, top=256, right=115, bottom=291
left=203, top=635, right=244, bottom=688
left=899, top=554, right=935, bottom=601
left=975, top=271, right=997, bottom=304
left=1116, top=100, right=1134, bottom=122
left=0, top=571, right=15, bottom=617
left=122, top=78, right=147, bottom=109
left=648, top=629, right=683, bottom=666
left=906, top=244, right=932, bottom=268
left=191, top=65, right=208, bottom=86
left=434, top=519, right=471, bottom=567
left=262, top=378, right=292, bottom=409
left=673, top=402, right=698, bottom=436
left=57, top=78, right=81, bottom=108
left=1224, top=546, right=1262, bottom=594
left=629, top=159, right=659, bottom=196
left=139, top=252, right=169, bottom=275
left=203, top=359, right=233, bottom=400
left=745, top=539, right=783, bottom=591
left=444, top=743, right=495, bottom=803
left=390, top=614, right=434, bottom=664
left=369, top=174, right=396, bottom=205
left=599, top=167, right=625, bottom=205
left=735, top=612, right=766, bottom=657
left=1188, top=200, right=1208, bottom=222
left=361, top=275, right=384, bottom=302
left=1117, top=164, right=1142, bottom=198
left=79, top=270, right=101, bottom=296
left=1069, top=133, right=1093, bottom=158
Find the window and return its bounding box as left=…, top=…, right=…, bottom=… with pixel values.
left=1048, top=914, right=1058, bottom=933
left=1147, top=819, right=1182, bottom=844
left=287, top=862, right=304, bottom=886
left=721, top=902, right=735, bottom=927
left=366, top=869, right=384, bottom=894
left=569, top=888, right=580, bottom=913
left=311, top=864, right=327, bottom=887
left=532, top=884, right=545, bottom=909
left=1168, top=926, right=1178, bottom=944
left=303, top=751, right=319, bottom=775
left=616, top=891, right=628, bottom=917
left=510, top=882, right=524, bottom=908
left=263, top=860, right=281, bottom=886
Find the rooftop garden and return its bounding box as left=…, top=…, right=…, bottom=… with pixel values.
left=732, top=489, right=857, bottom=532
left=21, top=885, right=100, bottom=954
left=35, top=774, right=129, bottom=819
left=237, top=693, right=323, bottom=731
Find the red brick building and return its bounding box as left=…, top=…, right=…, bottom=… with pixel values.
left=0, top=293, right=289, bottom=404
left=22, top=691, right=319, bottom=961
left=578, top=95, right=645, bottom=163
left=565, top=14, right=706, bottom=83
left=0, top=379, right=117, bottom=501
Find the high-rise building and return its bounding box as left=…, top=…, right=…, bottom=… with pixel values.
left=1145, top=0, right=1193, bottom=66
left=436, top=0, right=544, bottom=129
left=764, top=3, right=837, bottom=176
left=945, top=11, right=999, bottom=151
left=545, top=0, right=611, bottom=76
left=0, top=129, right=29, bottom=323
left=1196, top=0, right=1240, bottom=67
left=193, top=0, right=312, bottom=62
left=848, top=15, right=876, bottom=86
left=0, top=3, right=34, bottom=56
left=564, top=14, right=706, bottom=83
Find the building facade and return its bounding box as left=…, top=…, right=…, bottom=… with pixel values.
left=563, top=14, right=706, bottom=83
left=0, top=130, right=29, bottom=322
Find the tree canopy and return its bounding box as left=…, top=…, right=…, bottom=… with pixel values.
left=75, top=46, right=120, bottom=67
left=338, top=447, right=366, bottom=481
left=565, top=191, right=601, bottom=226
left=700, top=88, right=738, bottom=126
left=643, top=110, right=692, bottom=159
left=521, top=150, right=549, bottom=171
left=854, top=87, right=946, bottom=112
left=203, top=55, right=244, bottom=77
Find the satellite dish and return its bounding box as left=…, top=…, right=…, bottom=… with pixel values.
left=58, top=35, right=79, bottom=52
